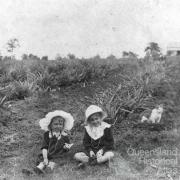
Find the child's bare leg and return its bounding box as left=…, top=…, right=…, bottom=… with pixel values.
left=97, top=151, right=114, bottom=164
left=74, top=152, right=89, bottom=163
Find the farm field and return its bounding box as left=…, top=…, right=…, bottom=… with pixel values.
left=0, top=57, right=180, bottom=180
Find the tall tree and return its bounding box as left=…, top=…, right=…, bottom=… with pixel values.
left=6, top=38, right=20, bottom=53
left=6, top=38, right=20, bottom=59
left=0, top=51, right=2, bottom=61
left=122, top=51, right=129, bottom=58
left=145, top=42, right=161, bottom=59
left=128, top=51, right=138, bottom=58
left=41, top=56, right=48, bottom=61
left=22, top=54, right=28, bottom=60
left=67, top=53, right=76, bottom=60
left=55, top=53, right=62, bottom=61
left=107, top=54, right=116, bottom=60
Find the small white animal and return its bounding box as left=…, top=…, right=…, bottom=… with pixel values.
left=141, top=104, right=163, bottom=123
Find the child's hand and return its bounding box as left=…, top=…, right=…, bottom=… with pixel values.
left=90, top=150, right=95, bottom=157
left=63, top=143, right=73, bottom=150
left=43, top=158, right=49, bottom=165
left=96, top=149, right=103, bottom=158
left=63, top=129, right=70, bottom=135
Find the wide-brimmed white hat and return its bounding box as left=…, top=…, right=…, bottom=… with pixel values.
left=39, top=110, right=74, bottom=131
left=85, top=105, right=107, bottom=123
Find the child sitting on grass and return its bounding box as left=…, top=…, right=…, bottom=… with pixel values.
left=34, top=110, right=74, bottom=174
left=74, top=105, right=114, bottom=168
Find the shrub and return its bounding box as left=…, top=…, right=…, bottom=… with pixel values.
left=9, top=64, right=27, bottom=81
left=9, top=80, right=37, bottom=100
left=90, top=58, right=168, bottom=125
left=36, top=71, right=54, bottom=90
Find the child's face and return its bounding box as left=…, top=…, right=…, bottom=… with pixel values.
left=88, top=113, right=102, bottom=127
left=50, top=116, right=64, bottom=132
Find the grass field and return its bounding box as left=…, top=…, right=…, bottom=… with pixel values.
left=0, top=56, right=179, bottom=180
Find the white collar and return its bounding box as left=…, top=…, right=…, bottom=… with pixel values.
left=49, top=130, right=68, bottom=139
left=85, top=121, right=111, bottom=140
left=52, top=132, right=60, bottom=137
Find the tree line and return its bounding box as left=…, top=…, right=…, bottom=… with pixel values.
left=0, top=38, right=163, bottom=61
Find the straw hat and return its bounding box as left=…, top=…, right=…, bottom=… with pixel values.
left=39, top=110, right=74, bottom=131
left=85, top=105, right=107, bottom=123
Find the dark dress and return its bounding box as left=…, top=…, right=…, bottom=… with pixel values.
left=83, top=126, right=114, bottom=156
left=38, top=131, right=70, bottom=162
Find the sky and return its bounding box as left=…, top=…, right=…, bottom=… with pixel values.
left=0, top=0, right=180, bottom=59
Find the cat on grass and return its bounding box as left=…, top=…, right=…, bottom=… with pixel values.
left=141, top=104, right=163, bottom=124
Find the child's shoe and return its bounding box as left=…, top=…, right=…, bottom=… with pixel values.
left=45, top=167, right=54, bottom=174
left=89, top=157, right=97, bottom=166
left=100, top=160, right=110, bottom=168
left=33, top=167, right=45, bottom=175
left=74, top=162, right=86, bottom=170
left=22, top=168, right=33, bottom=176
left=78, top=162, right=86, bottom=169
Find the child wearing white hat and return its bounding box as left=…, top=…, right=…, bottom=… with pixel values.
left=34, top=110, right=74, bottom=174
left=74, top=105, right=114, bottom=168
